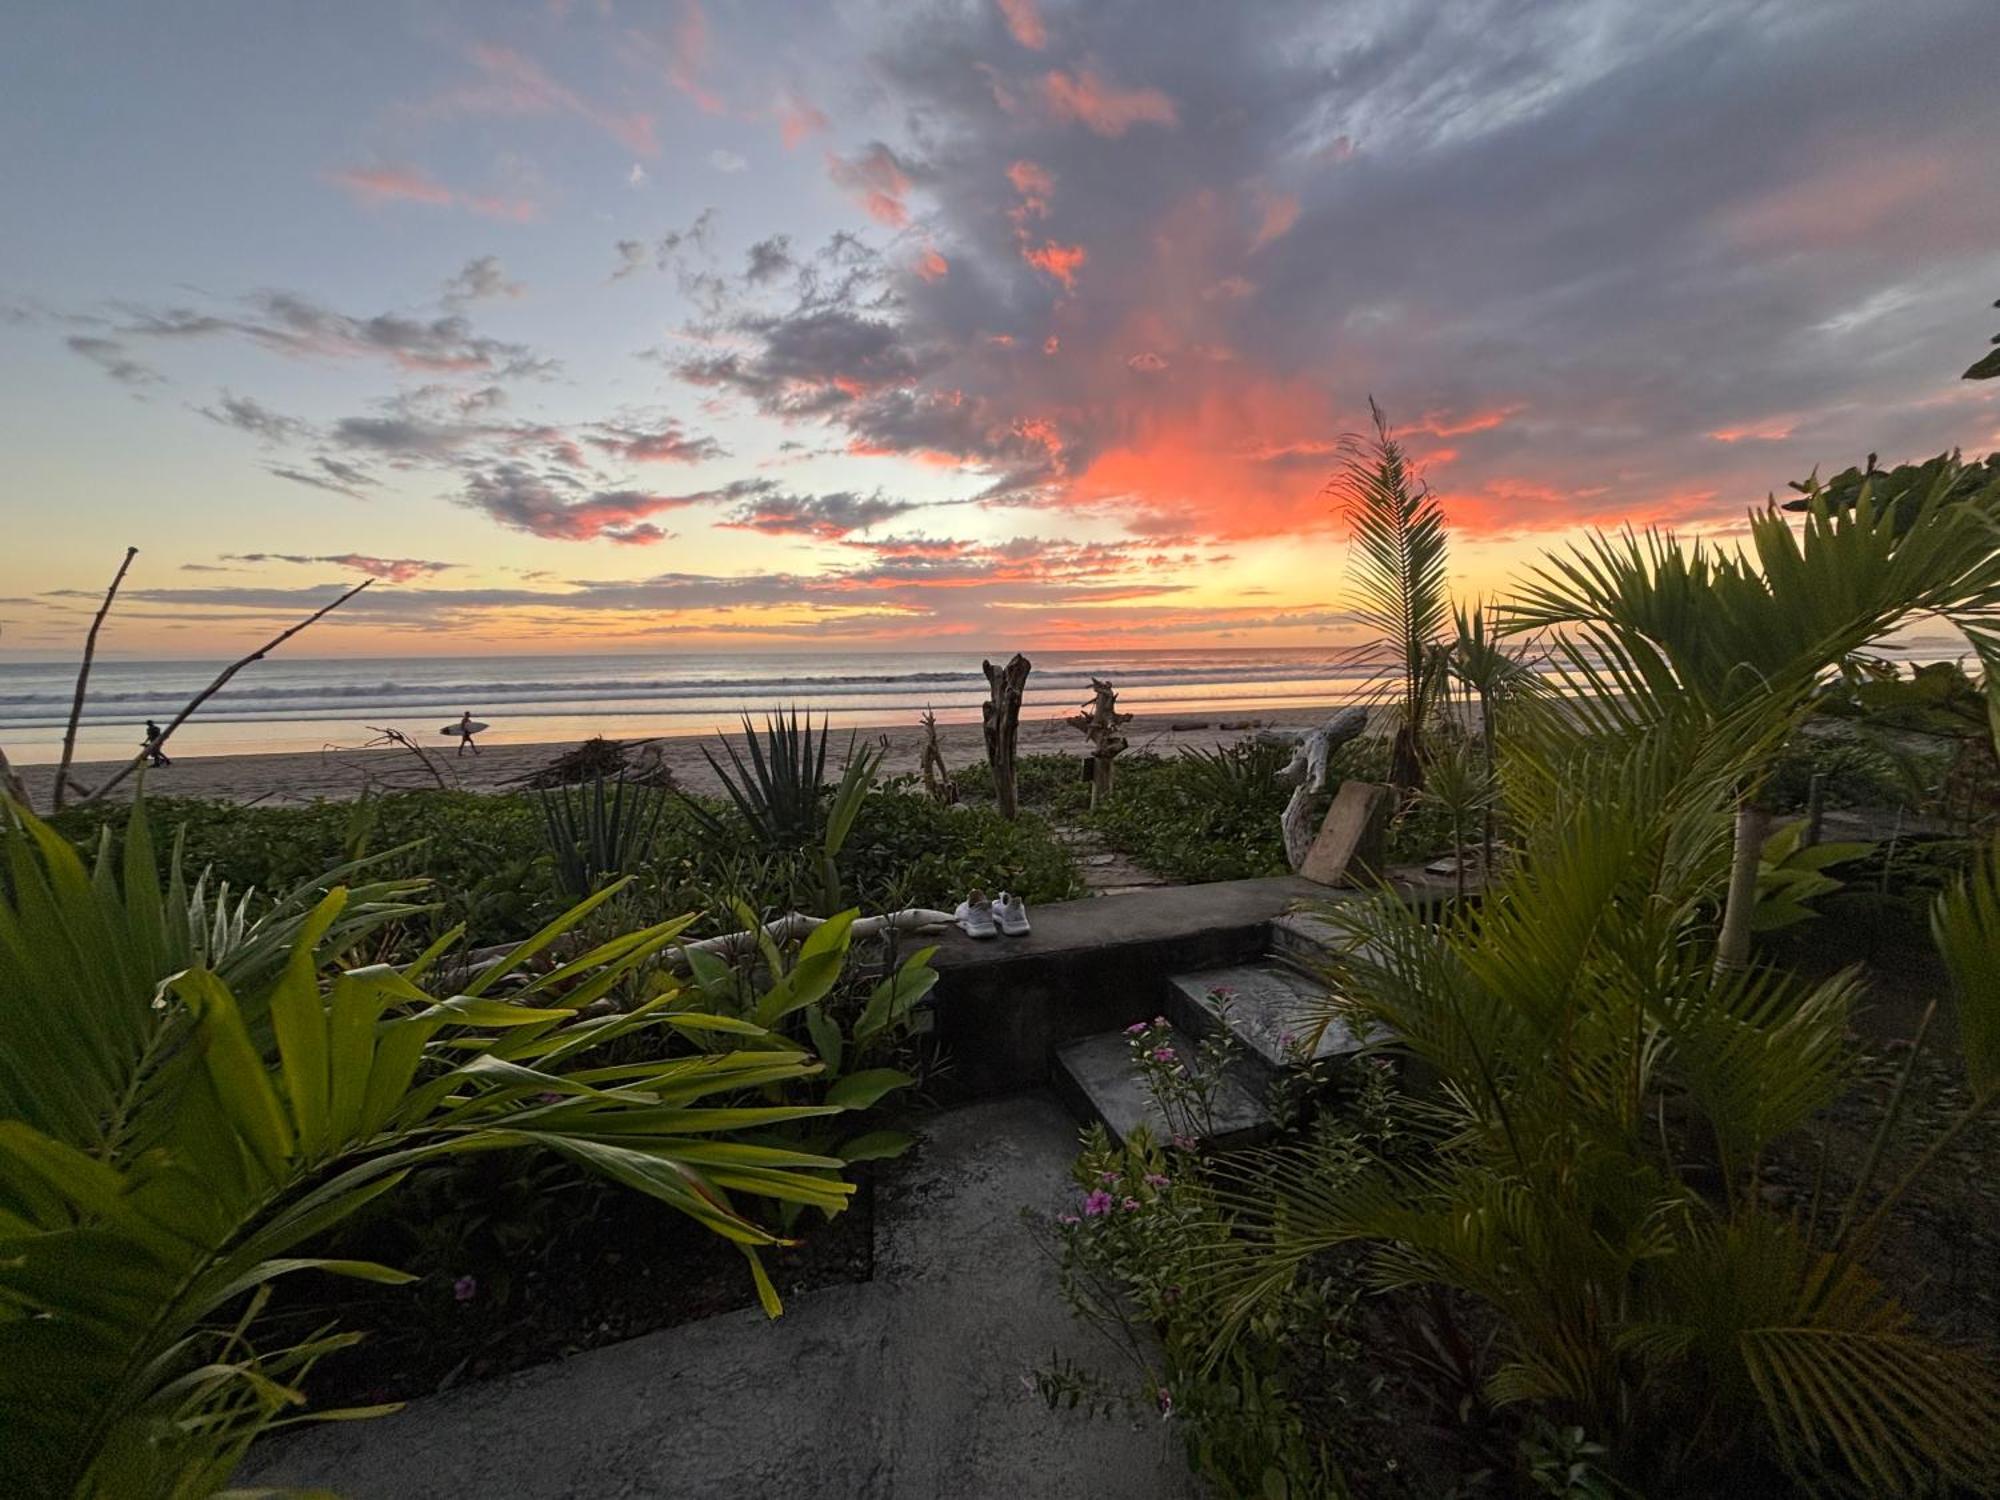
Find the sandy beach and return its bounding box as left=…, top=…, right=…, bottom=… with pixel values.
left=17, top=706, right=1351, bottom=808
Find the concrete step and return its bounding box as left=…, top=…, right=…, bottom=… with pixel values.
left=1164, top=960, right=1367, bottom=1080
left=1051, top=1027, right=1275, bottom=1150
left=1269, top=908, right=1368, bottom=969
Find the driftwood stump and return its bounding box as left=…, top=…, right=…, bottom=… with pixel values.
left=982, top=653, right=1032, bottom=820
left=1068, top=677, right=1132, bottom=809
left=919, top=708, right=956, bottom=805
left=1265, top=706, right=1370, bottom=870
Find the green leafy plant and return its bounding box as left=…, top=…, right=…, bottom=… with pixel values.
left=0, top=799, right=873, bottom=1498
left=1752, top=819, right=1872, bottom=932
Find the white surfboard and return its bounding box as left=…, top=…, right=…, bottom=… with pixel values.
left=440, top=720, right=490, bottom=737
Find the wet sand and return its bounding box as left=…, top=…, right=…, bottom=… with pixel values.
left=17, top=707, right=1349, bottom=808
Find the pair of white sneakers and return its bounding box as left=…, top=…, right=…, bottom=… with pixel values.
left=953, top=889, right=1031, bottom=939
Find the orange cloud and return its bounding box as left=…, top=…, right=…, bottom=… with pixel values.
left=1040, top=69, right=1177, bottom=136
left=1708, top=418, right=1794, bottom=443
left=1022, top=241, right=1087, bottom=288
left=1410, top=404, right=1524, bottom=438
left=915, top=247, right=950, bottom=281
left=997, top=0, right=1046, bottom=49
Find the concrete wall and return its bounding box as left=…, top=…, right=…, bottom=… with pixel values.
left=924, top=877, right=1328, bottom=1092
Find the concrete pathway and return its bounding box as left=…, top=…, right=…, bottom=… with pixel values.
left=245, top=1094, right=1196, bottom=1500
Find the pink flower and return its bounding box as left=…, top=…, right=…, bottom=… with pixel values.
left=1144, top=1172, right=1170, bottom=1189
left=1099, top=1170, right=1119, bottom=1184
left=1210, top=985, right=1236, bottom=999
left=1057, top=1213, right=1080, bottom=1226
left=1124, top=1021, right=1148, bottom=1036
left=1156, top=1386, right=1174, bottom=1415
left=1171, top=1133, right=1197, bottom=1151
left=1151, top=1046, right=1177, bottom=1064
left=1082, top=1189, right=1115, bottom=1217
left=1122, top=1196, right=1142, bottom=1211
left=453, top=1275, right=477, bottom=1303
left=1152, top=1015, right=1168, bottom=1028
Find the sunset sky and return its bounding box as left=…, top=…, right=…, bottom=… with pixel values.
left=3, top=0, right=1998, bottom=659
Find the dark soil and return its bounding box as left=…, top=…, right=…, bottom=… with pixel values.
left=290, top=1170, right=875, bottom=1410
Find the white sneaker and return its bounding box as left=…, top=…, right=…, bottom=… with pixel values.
left=954, top=891, right=998, bottom=939
left=993, top=891, right=1031, bottom=937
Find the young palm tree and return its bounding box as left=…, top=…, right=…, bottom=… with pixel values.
left=1507, top=461, right=2000, bottom=969
left=1335, top=400, right=1453, bottom=798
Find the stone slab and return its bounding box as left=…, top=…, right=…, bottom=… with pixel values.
left=1165, top=962, right=1364, bottom=1073
left=1052, top=1027, right=1273, bottom=1150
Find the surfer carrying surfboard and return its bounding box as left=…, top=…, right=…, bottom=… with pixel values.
left=454, top=711, right=482, bottom=757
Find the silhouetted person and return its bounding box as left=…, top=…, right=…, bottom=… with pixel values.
left=456, top=711, right=481, bottom=757
left=142, top=719, right=171, bottom=768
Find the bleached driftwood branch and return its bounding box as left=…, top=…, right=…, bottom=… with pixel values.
left=54, top=546, right=138, bottom=813
left=1260, top=706, right=1369, bottom=870
left=77, top=579, right=373, bottom=805
left=459, top=905, right=958, bottom=986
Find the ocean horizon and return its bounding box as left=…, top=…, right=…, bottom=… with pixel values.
left=2, top=633, right=1969, bottom=765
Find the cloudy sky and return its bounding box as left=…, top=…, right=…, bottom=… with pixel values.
left=3, top=0, right=1997, bottom=658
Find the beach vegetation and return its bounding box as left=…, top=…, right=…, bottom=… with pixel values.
left=535, top=770, right=672, bottom=899
left=0, top=796, right=893, bottom=1497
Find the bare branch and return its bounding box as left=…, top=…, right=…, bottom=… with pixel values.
left=78, top=579, right=373, bottom=805
left=54, top=546, right=138, bottom=813
left=0, top=744, right=29, bottom=809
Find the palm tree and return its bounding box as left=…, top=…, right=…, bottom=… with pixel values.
left=1507, top=463, right=2000, bottom=969
left=1335, top=400, right=1452, bottom=798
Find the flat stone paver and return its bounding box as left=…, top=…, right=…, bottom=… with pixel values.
left=243, top=1094, right=1196, bottom=1500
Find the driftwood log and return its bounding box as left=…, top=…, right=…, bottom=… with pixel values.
left=918, top=708, right=955, bottom=804
left=981, top=653, right=1032, bottom=819
left=1262, top=706, right=1370, bottom=870
left=1068, top=677, right=1132, bottom=808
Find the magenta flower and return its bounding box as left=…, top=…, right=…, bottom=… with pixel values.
left=1144, top=1172, right=1170, bottom=1189
left=1099, top=1169, right=1119, bottom=1184
left=1152, top=1015, right=1168, bottom=1028
left=1124, top=1021, right=1147, bottom=1036
left=453, top=1275, right=477, bottom=1303
left=1082, top=1188, right=1115, bottom=1217
left=1171, top=1133, right=1198, bottom=1151
left=1122, top=1196, right=1142, bottom=1211
left=1151, top=1046, right=1177, bottom=1064
left=1057, top=1212, right=1080, bottom=1226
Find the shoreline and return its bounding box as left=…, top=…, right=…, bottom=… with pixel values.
left=16, top=706, right=1352, bottom=809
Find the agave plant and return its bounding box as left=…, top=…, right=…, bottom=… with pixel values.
left=1200, top=706, right=2000, bottom=1495
left=536, top=768, right=670, bottom=898
left=0, top=800, right=870, bottom=1498
left=682, top=710, right=883, bottom=913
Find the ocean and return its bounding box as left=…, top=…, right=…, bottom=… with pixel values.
left=0, top=648, right=1383, bottom=763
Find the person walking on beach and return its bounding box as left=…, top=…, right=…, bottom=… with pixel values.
left=142, top=719, right=171, bottom=769
left=455, top=711, right=481, bottom=757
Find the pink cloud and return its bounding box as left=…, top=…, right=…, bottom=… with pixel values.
left=329, top=165, right=455, bottom=208
left=915, top=247, right=950, bottom=281
left=777, top=91, right=829, bottom=148
left=328, top=164, right=542, bottom=221
left=997, top=0, right=1046, bottom=50
left=442, top=42, right=659, bottom=155
left=828, top=145, right=913, bottom=227
left=1040, top=69, right=1177, bottom=136
left=656, top=0, right=725, bottom=115
left=1708, top=418, right=1795, bottom=443
left=1250, top=189, right=1299, bottom=249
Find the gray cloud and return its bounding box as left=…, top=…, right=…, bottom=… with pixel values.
left=66, top=336, right=161, bottom=386
left=223, top=552, right=456, bottom=582
left=720, top=489, right=919, bottom=538
left=442, top=254, right=522, bottom=305
left=200, top=391, right=310, bottom=443
left=456, top=463, right=760, bottom=542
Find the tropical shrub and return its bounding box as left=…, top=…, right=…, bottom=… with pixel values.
left=0, top=799, right=878, bottom=1498
left=1200, top=707, right=2000, bottom=1495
